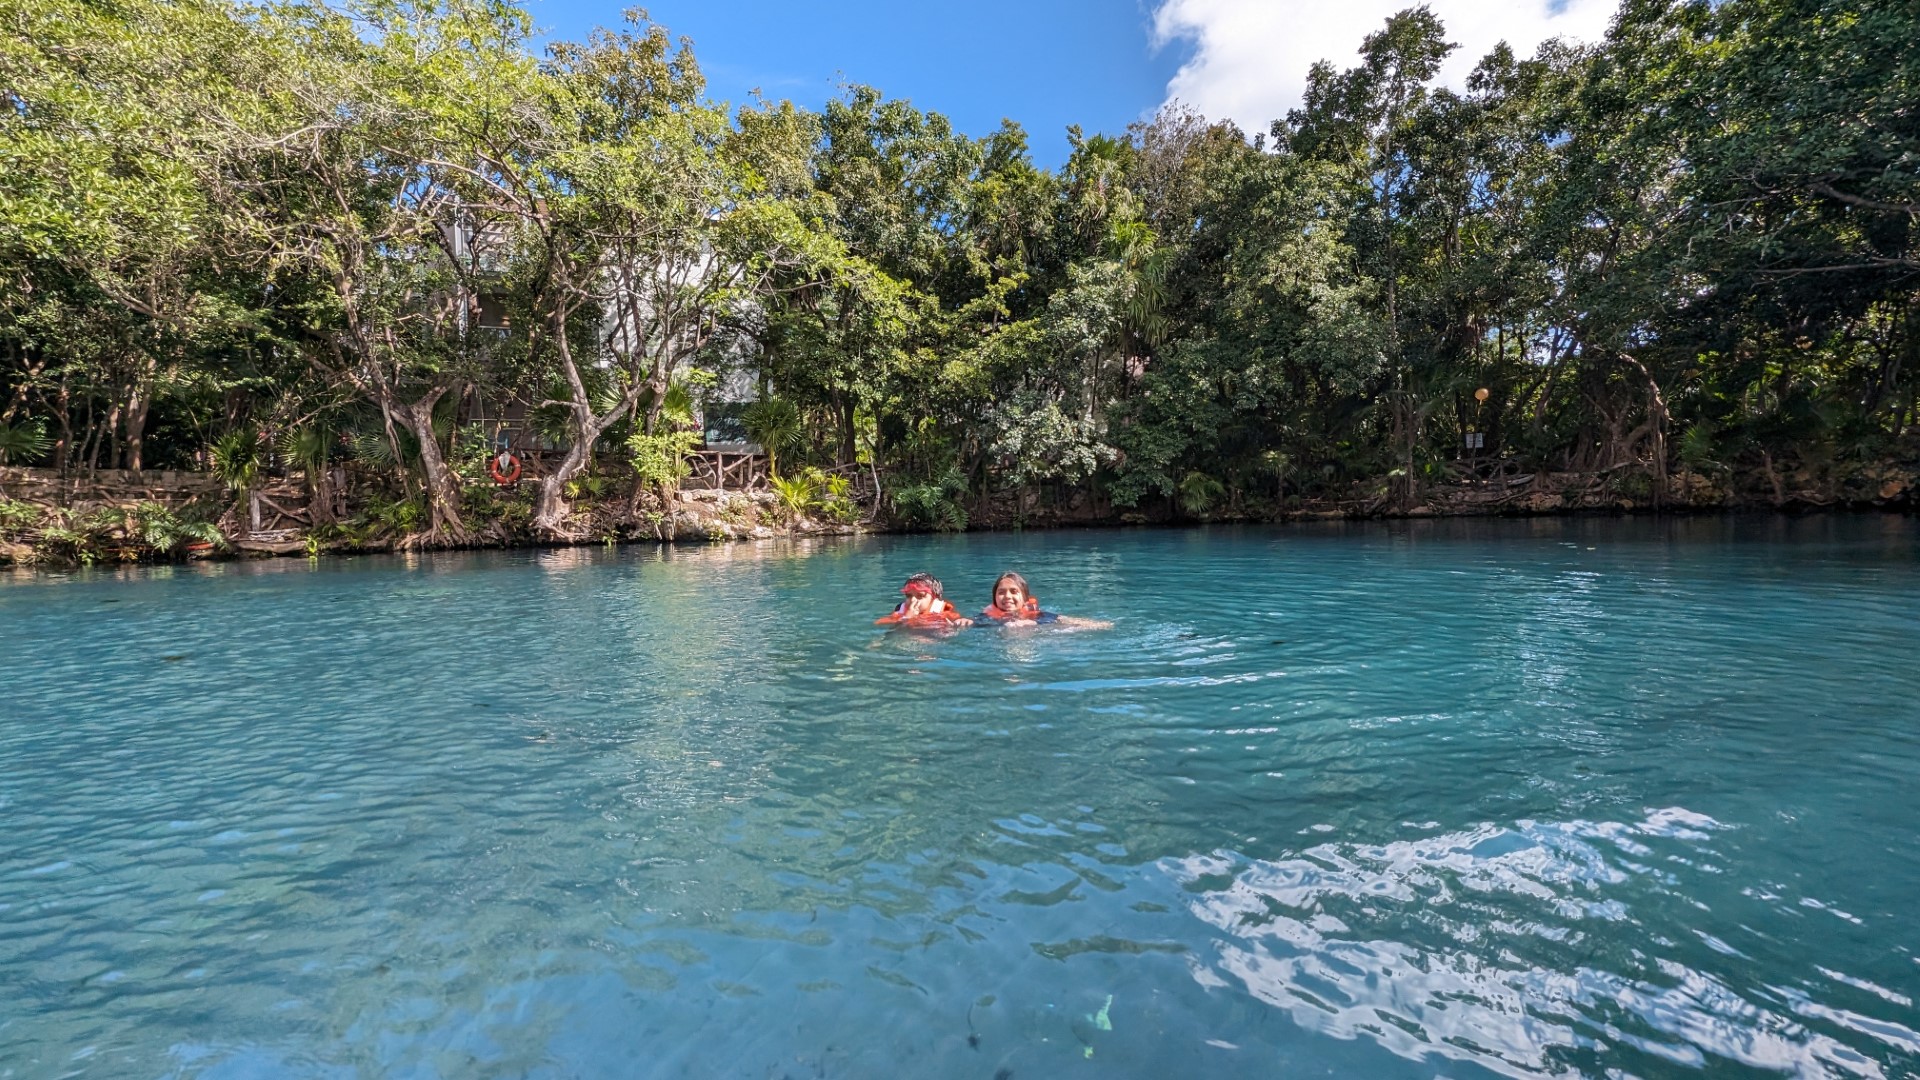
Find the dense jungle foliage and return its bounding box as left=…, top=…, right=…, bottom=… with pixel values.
left=2, top=0, right=1916, bottom=544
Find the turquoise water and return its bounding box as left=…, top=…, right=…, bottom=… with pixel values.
left=3, top=518, right=1919, bottom=1079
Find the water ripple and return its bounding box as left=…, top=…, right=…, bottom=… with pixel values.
left=2, top=519, right=1918, bottom=1078
left=1167, top=807, right=1915, bottom=1078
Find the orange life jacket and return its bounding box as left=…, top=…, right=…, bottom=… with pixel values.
left=875, top=598, right=968, bottom=627
left=980, top=596, right=1041, bottom=621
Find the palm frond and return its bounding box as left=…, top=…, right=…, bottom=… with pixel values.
left=277, top=425, right=334, bottom=476
left=211, top=430, right=262, bottom=492
left=0, top=418, right=51, bottom=465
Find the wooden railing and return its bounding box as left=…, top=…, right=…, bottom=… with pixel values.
left=686, top=450, right=766, bottom=491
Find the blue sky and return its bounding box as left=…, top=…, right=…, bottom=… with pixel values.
left=528, top=0, right=1190, bottom=166
left=526, top=0, right=1621, bottom=167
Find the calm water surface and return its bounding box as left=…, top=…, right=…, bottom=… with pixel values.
left=3, top=518, right=1919, bottom=1079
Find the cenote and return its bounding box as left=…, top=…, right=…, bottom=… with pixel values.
left=3, top=516, right=1919, bottom=1079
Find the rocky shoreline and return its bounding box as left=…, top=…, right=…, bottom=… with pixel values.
left=3, top=463, right=1914, bottom=570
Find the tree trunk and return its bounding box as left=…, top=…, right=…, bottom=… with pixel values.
left=81, top=396, right=101, bottom=471
left=52, top=377, right=71, bottom=472
left=3, top=347, right=44, bottom=424
left=833, top=392, right=856, bottom=465
left=533, top=291, right=620, bottom=537
left=307, top=465, right=338, bottom=526
left=398, top=389, right=469, bottom=545
left=123, top=354, right=159, bottom=473
left=1761, top=449, right=1785, bottom=507
left=641, top=372, right=669, bottom=435
left=376, top=396, right=411, bottom=496
left=866, top=445, right=883, bottom=516
left=101, top=402, right=121, bottom=472
left=123, top=390, right=151, bottom=473
left=1617, top=352, right=1670, bottom=509
left=1394, top=396, right=1418, bottom=512
left=533, top=436, right=594, bottom=535
left=625, top=472, right=648, bottom=521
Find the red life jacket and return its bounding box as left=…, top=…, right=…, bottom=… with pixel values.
left=875, top=598, right=968, bottom=627
left=980, top=596, right=1041, bottom=621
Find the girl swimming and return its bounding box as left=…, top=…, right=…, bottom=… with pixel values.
left=979, top=571, right=1051, bottom=624
left=978, top=572, right=1110, bottom=628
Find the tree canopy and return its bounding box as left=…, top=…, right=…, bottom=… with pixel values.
left=3, top=0, right=1914, bottom=541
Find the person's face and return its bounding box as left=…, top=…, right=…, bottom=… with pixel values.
left=994, top=580, right=1026, bottom=611
left=902, top=590, right=934, bottom=616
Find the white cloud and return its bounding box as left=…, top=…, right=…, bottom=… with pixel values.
left=1151, top=0, right=1620, bottom=136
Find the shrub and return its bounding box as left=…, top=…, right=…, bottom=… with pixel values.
left=1680, top=421, right=1724, bottom=474
left=1609, top=470, right=1654, bottom=500
left=31, top=507, right=122, bottom=565
left=1, top=500, right=223, bottom=565
left=564, top=473, right=613, bottom=502
left=461, top=485, right=534, bottom=535
left=892, top=467, right=968, bottom=531
left=448, top=423, right=503, bottom=487
left=130, top=502, right=223, bottom=559
left=0, top=498, right=46, bottom=539
left=818, top=471, right=860, bottom=524
left=770, top=471, right=820, bottom=523
left=627, top=428, right=701, bottom=493
left=1178, top=471, right=1226, bottom=516
left=357, top=494, right=424, bottom=538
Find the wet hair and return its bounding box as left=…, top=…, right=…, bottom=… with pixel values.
left=990, top=572, right=1030, bottom=608
left=903, top=572, right=944, bottom=598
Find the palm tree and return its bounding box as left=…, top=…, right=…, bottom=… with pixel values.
left=211, top=429, right=263, bottom=530
left=211, top=429, right=262, bottom=494
left=277, top=424, right=337, bottom=524
left=1178, top=470, right=1226, bottom=517
left=741, top=397, right=804, bottom=479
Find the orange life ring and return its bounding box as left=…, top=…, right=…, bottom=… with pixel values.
left=488, top=451, right=522, bottom=485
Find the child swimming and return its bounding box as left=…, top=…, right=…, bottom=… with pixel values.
left=875, top=572, right=973, bottom=629
left=977, top=572, right=1110, bottom=628
left=978, top=571, right=1051, bottom=624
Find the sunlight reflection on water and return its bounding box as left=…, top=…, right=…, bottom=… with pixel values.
left=1166, top=806, right=1920, bottom=1078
